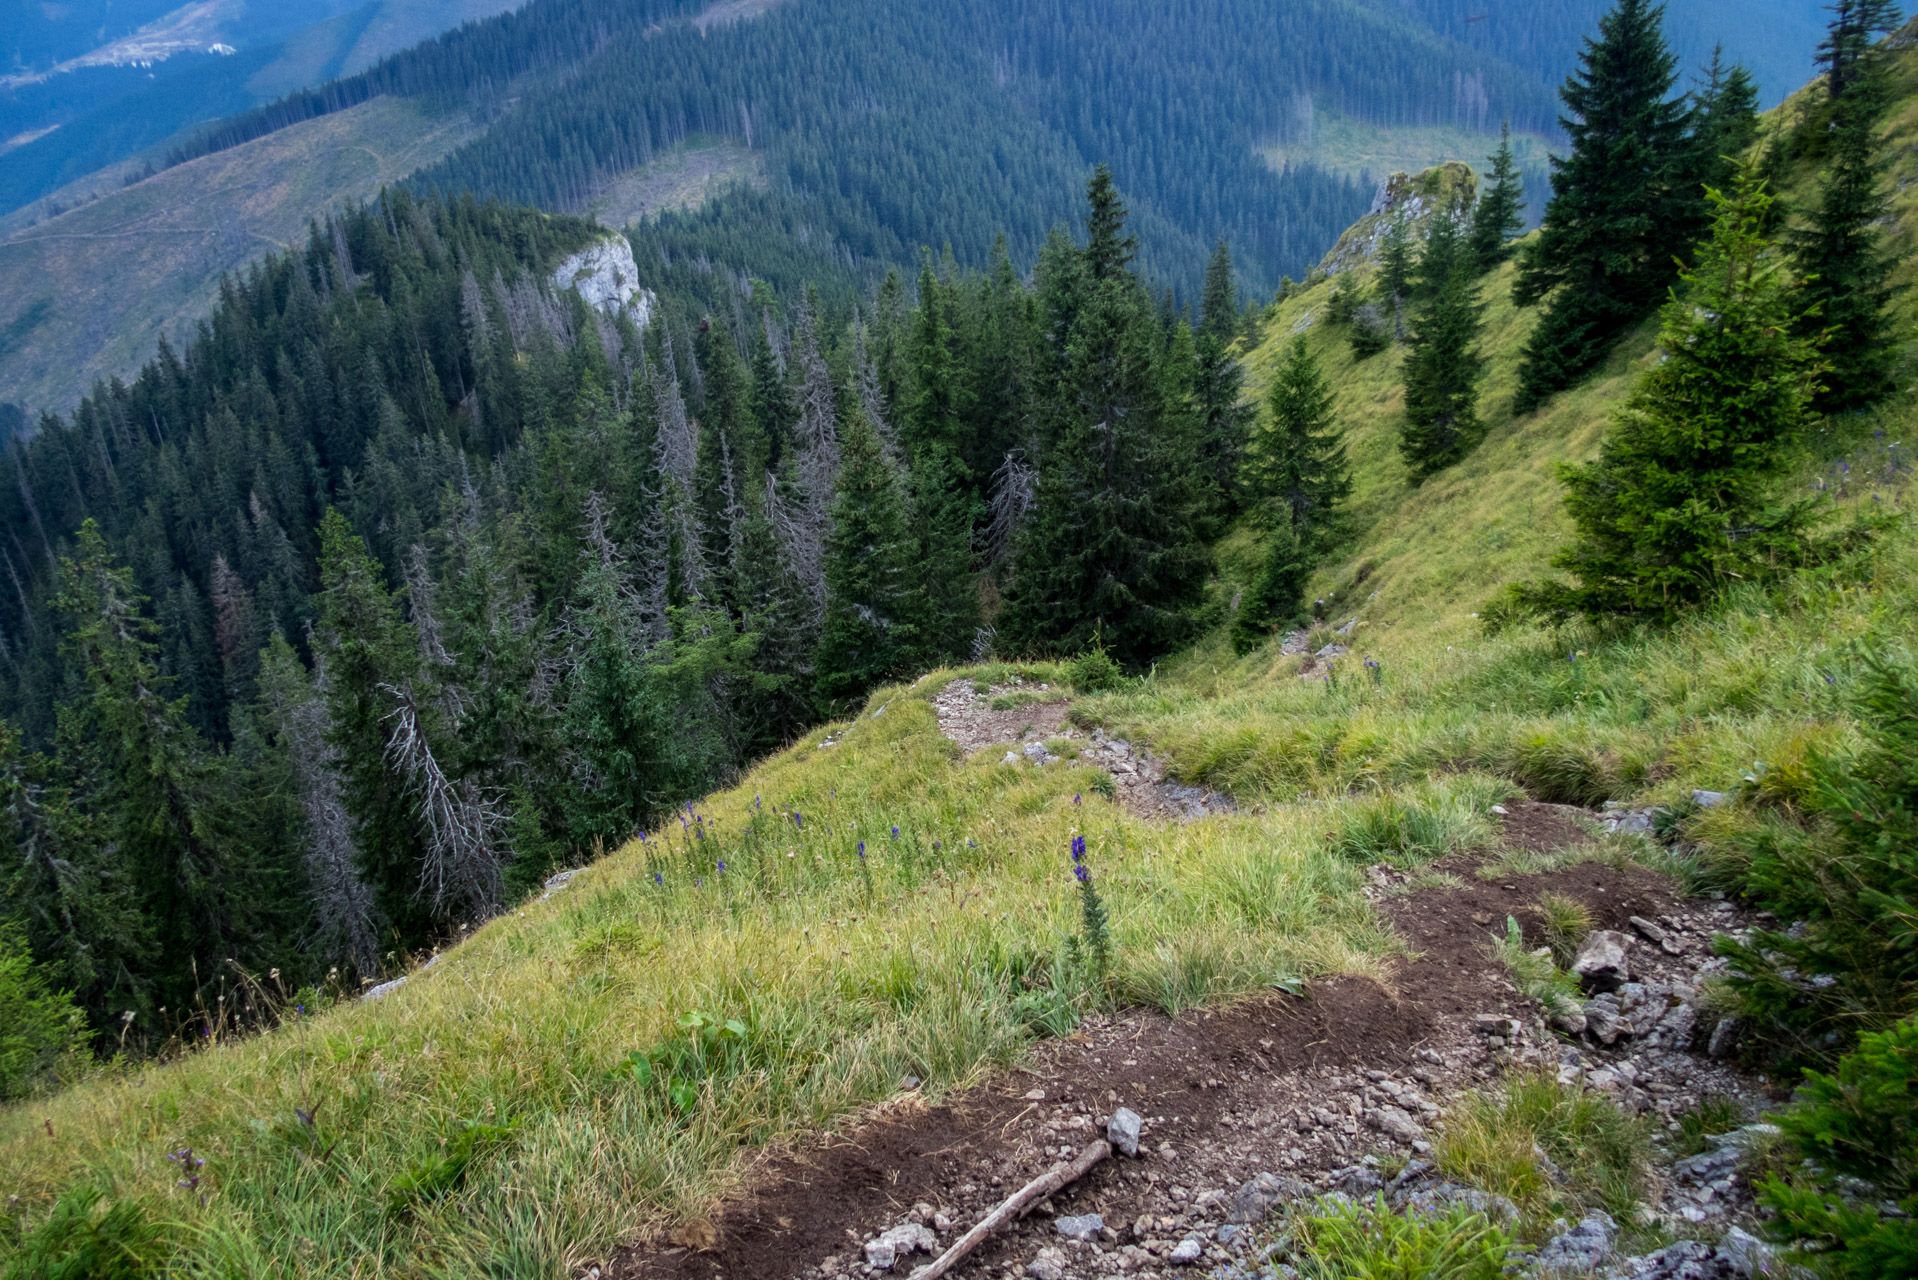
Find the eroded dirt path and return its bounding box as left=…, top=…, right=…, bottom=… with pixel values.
left=929, top=679, right=1234, bottom=821
left=602, top=804, right=1774, bottom=1280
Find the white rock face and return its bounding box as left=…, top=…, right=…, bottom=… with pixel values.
left=552, top=237, right=655, bottom=330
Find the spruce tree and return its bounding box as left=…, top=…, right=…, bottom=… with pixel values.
left=1400, top=215, right=1487, bottom=479
left=1819, top=0, right=1903, bottom=100
left=50, top=521, right=282, bottom=1017
left=1200, top=240, right=1238, bottom=344
left=1230, top=520, right=1310, bottom=656
left=815, top=406, right=919, bottom=706
left=1532, top=165, right=1825, bottom=620
left=999, top=169, right=1210, bottom=668
left=314, top=508, right=434, bottom=947
left=1241, top=336, right=1351, bottom=549
left=556, top=500, right=693, bottom=848
left=1194, top=240, right=1255, bottom=521
left=1513, top=0, right=1697, bottom=410
left=1689, top=49, right=1761, bottom=197
left=1469, top=124, right=1526, bottom=273
left=1796, top=11, right=1900, bottom=411
left=1376, top=217, right=1415, bottom=341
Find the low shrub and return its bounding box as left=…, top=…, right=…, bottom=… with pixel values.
left=1717, top=649, right=1918, bottom=1059
left=0, top=927, right=90, bottom=1102
left=1759, top=1016, right=1918, bottom=1277
left=1065, top=644, right=1126, bottom=694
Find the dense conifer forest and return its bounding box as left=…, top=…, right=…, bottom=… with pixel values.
left=138, top=0, right=1592, bottom=299
left=0, top=168, right=1261, bottom=1042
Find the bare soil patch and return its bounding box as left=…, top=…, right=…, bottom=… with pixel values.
left=602, top=804, right=1768, bottom=1280
left=929, top=681, right=1234, bottom=822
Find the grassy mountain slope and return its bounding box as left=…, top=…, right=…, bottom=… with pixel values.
left=0, top=96, right=478, bottom=418
left=4, top=30, right=1918, bottom=1280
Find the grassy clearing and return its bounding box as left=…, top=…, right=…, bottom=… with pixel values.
left=0, top=667, right=1392, bottom=1278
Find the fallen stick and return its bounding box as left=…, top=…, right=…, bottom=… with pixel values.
left=909, top=1139, right=1110, bottom=1280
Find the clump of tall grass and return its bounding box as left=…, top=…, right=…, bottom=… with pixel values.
left=1436, top=1072, right=1652, bottom=1235
left=1286, top=1196, right=1512, bottom=1279
left=1335, top=774, right=1510, bottom=866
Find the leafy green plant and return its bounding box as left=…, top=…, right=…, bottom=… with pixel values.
left=1288, top=1195, right=1511, bottom=1279
left=1, top=1187, right=169, bottom=1280
left=613, top=1011, right=755, bottom=1118
left=1759, top=1016, right=1918, bottom=1277
left=1491, top=916, right=1583, bottom=1022
left=387, top=1120, right=521, bottom=1213
left=0, top=927, right=91, bottom=1102
left=1064, top=835, right=1113, bottom=993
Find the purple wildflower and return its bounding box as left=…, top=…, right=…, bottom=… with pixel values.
left=857, top=841, right=866, bottom=858
left=716, top=861, right=727, bottom=874
left=891, top=826, right=900, bottom=838
left=1074, top=864, right=1091, bottom=884
left=1070, top=834, right=1086, bottom=862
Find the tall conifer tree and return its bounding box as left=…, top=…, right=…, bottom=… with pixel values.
left=816, top=406, right=919, bottom=705
left=1469, top=124, right=1527, bottom=273
left=1400, top=215, right=1486, bottom=478
left=1797, top=7, right=1901, bottom=411
left=1532, top=166, right=1825, bottom=619
left=1194, top=241, right=1256, bottom=523
left=1513, top=0, right=1697, bottom=410
left=999, top=168, right=1210, bottom=668
left=1242, top=337, right=1351, bottom=548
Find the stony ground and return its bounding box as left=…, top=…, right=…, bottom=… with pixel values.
left=601, top=689, right=1785, bottom=1280
left=929, top=679, right=1235, bottom=821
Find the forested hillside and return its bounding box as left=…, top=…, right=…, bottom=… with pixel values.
left=0, top=162, right=1262, bottom=1044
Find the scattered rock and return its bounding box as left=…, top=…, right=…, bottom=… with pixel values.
left=1369, top=1105, right=1426, bottom=1144
left=1169, top=1236, right=1205, bottom=1265
left=1003, top=751, right=1022, bottom=765
left=1108, top=1106, right=1143, bottom=1157
left=1023, top=742, right=1054, bottom=765
left=1227, top=1172, right=1304, bottom=1224
left=1692, top=790, right=1729, bottom=809
left=1025, top=1246, right=1068, bottom=1280
left=1717, top=1226, right=1778, bottom=1277
left=1585, top=994, right=1626, bottom=1045
left=1054, top=1213, right=1103, bottom=1242
left=863, top=1222, right=935, bottom=1270
left=1629, top=916, right=1670, bottom=946
left=1315, top=643, right=1349, bottom=659
left=1534, top=1211, right=1616, bottom=1275
left=1573, top=930, right=1634, bottom=993
left=1707, top=1016, right=1742, bottom=1059
left=1615, top=1240, right=1740, bottom=1279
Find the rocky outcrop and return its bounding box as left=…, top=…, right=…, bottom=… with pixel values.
left=552, top=236, right=655, bottom=330
left=1314, top=162, right=1479, bottom=277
